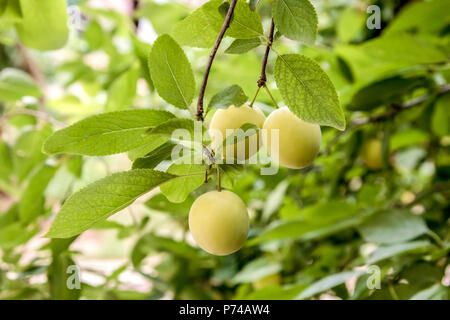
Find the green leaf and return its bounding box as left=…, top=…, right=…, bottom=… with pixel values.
left=105, top=65, right=139, bottom=111
left=232, top=257, right=281, bottom=283
left=367, top=240, right=431, bottom=264
left=358, top=210, right=429, bottom=244
left=150, top=118, right=196, bottom=136
left=274, top=54, right=345, bottom=130
left=13, top=125, right=52, bottom=182
left=132, top=141, right=177, bottom=169
left=148, top=34, right=195, bottom=109
left=0, top=0, right=22, bottom=23
left=225, top=38, right=261, bottom=54
left=171, top=1, right=219, bottom=48
left=390, top=129, right=429, bottom=151
left=127, top=135, right=169, bottom=161
left=43, top=109, right=174, bottom=156
left=145, top=193, right=194, bottom=217
left=243, top=285, right=306, bottom=300
left=19, top=164, right=57, bottom=223
left=296, top=271, right=362, bottom=300
left=262, top=180, right=289, bottom=221
left=16, top=0, right=69, bottom=51
left=431, top=93, right=450, bottom=137
left=46, top=169, right=177, bottom=238
left=337, top=34, right=447, bottom=85
left=249, top=201, right=364, bottom=245
left=226, top=0, right=264, bottom=39
left=132, top=233, right=202, bottom=267
left=272, top=0, right=318, bottom=44
left=336, top=7, right=366, bottom=43
left=409, top=284, right=449, bottom=300
left=384, top=0, right=450, bottom=36
left=0, top=68, right=41, bottom=102
left=160, top=164, right=204, bottom=203
left=208, top=85, right=248, bottom=110
left=0, top=222, right=38, bottom=249
left=0, top=141, right=13, bottom=181
left=347, top=75, right=432, bottom=111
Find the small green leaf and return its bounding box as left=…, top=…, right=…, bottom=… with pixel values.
left=225, top=38, right=261, bottom=54
left=160, top=164, right=204, bottom=203
left=145, top=193, right=194, bottom=217
left=347, top=75, right=432, bottom=111
left=409, top=284, right=449, bottom=300
left=337, top=34, right=447, bottom=85
left=105, top=65, right=139, bottom=111
left=148, top=34, right=195, bottom=109
left=13, top=125, right=52, bottom=182
left=431, top=93, right=450, bottom=137
left=227, top=0, right=264, bottom=39
left=223, top=122, right=259, bottom=147
left=149, top=118, right=196, bottom=137
left=16, top=0, right=69, bottom=50
left=272, top=0, right=318, bottom=44
left=296, top=271, right=362, bottom=300
left=171, top=1, right=219, bottom=48
left=249, top=201, right=363, bottom=245
left=367, top=240, right=431, bottom=264
left=200, top=0, right=264, bottom=39
left=19, top=164, right=57, bottom=223
left=336, top=7, right=366, bottom=43
left=127, top=135, right=169, bottom=161
left=208, top=85, right=248, bottom=110
left=46, top=170, right=177, bottom=238
left=275, top=54, right=345, bottom=130
left=43, top=109, right=174, bottom=156
left=384, top=0, right=450, bottom=36
left=132, top=141, right=177, bottom=169
left=358, top=210, right=429, bottom=244
left=0, top=68, right=41, bottom=102
left=232, top=257, right=281, bottom=284
left=0, top=0, right=22, bottom=23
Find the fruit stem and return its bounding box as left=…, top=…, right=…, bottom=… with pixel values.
left=216, top=165, right=222, bottom=192
left=196, top=0, right=238, bottom=121
left=264, top=85, right=279, bottom=109
left=249, top=86, right=261, bottom=107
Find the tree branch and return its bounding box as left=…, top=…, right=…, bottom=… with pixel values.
left=196, top=0, right=238, bottom=121
left=322, top=84, right=450, bottom=155
left=257, top=19, right=275, bottom=88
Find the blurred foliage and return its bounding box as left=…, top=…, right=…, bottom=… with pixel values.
left=0, top=0, right=449, bottom=300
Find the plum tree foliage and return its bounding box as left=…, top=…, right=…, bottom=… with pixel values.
left=0, top=0, right=449, bottom=300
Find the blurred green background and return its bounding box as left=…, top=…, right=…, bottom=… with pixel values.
left=0, top=0, right=449, bottom=300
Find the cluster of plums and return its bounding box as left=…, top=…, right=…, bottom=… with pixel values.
left=189, top=103, right=321, bottom=256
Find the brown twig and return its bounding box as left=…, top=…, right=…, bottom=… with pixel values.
left=257, top=19, right=275, bottom=88
left=196, top=0, right=238, bottom=121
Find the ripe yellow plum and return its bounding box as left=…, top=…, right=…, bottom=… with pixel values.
left=188, top=190, right=249, bottom=256
left=363, top=139, right=383, bottom=170
left=209, top=104, right=265, bottom=162
left=252, top=273, right=281, bottom=290
left=262, top=107, right=321, bottom=169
